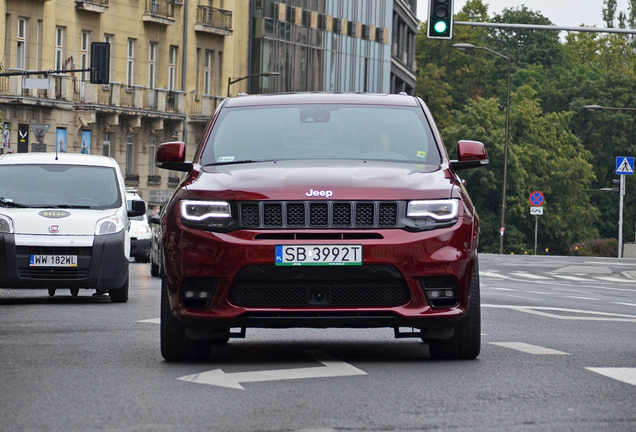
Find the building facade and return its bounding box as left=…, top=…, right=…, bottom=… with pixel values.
left=248, top=0, right=393, bottom=94
left=390, top=0, right=417, bottom=95
left=0, top=0, right=249, bottom=207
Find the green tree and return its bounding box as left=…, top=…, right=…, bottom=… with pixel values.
left=604, top=0, right=618, bottom=27
left=443, top=86, right=599, bottom=254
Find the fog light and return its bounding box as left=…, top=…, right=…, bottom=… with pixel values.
left=198, top=291, right=210, bottom=299
left=184, top=291, right=195, bottom=298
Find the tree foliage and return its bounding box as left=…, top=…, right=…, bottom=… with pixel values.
left=415, top=1, right=636, bottom=254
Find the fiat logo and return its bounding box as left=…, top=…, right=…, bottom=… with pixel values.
left=49, top=225, right=60, bottom=233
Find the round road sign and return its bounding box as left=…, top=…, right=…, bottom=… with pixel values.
left=529, top=191, right=544, bottom=207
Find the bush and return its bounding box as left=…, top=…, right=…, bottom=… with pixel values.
left=569, top=238, right=618, bottom=257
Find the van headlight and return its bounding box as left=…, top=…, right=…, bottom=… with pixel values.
left=407, top=199, right=459, bottom=221
left=180, top=200, right=237, bottom=232
left=95, top=215, right=125, bottom=235
left=0, top=214, right=14, bottom=234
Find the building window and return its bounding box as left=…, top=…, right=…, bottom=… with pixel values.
left=148, top=43, right=157, bottom=89
left=168, top=46, right=177, bottom=91
left=81, top=31, right=90, bottom=81
left=55, top=27, right=64, bottom=71
left=126, top=135, right=135, bottom=175
left=148, top=138, right=156, bottom=177
left=17, top=18, right=26, bottom=70
left=204, top=50, right=213, bottom=95
left=103, top=132, right=111, bottom=157
left=217, top=51, right=223, bottom=96
left=126, top=39, right=136, bottom=89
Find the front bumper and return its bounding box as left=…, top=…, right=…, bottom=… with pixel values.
left=0, top=231, right=129, bottom=289
left=163, top=214, right=478, bottom=331
left=130, top=238, right=151, bottom=260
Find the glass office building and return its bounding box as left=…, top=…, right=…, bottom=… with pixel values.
left=251, top=0, right=392, bottom=94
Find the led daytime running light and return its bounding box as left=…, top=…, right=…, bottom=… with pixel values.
left=407, top=199, right=459, bottom=221
left=180, top=200, right=231, bottom=221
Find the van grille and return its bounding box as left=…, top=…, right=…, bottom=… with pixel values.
left=239, top=201, right=399, bottom=229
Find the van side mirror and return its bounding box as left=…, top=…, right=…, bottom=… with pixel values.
left=450, top=140, right=489, bottom=171
left=128, top=200, right=146, bottom=217
left=149, top=215, right=161, bottom=225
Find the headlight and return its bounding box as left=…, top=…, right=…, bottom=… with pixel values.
left=0, top=214, right=14, bottom=234
left=95, top=215, right=125, bottom=235
left=407, top=199, right=459, bottom=221
left=179, top=200, right=237, bottom=232
left=135, top=225, right=151, bottom=235
left=180, top=201, right=231, bottom=220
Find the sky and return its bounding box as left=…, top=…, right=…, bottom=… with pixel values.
left=415, top=0, right=632, bottom=29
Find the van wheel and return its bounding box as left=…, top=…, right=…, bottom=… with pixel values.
left=48, top=289, right=56, bottom=297
left=70, top=288, right=80, bottom=297
left=109, top=274, right=129, bottom=303
left=160, top=278, right=210, bottom=361
left=427, top=256, right=481, bottom=360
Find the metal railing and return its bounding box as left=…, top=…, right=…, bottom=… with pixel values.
left=145, top=0, right=175, bottom=18
left=196, top=5, right=232, bottom=30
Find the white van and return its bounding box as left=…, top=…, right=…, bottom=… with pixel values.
left=126, top=190, right=152, bottom=263
left=0, top=152, right=145, bottom=302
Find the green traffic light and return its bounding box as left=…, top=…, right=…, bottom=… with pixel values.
left=434, top=21, right=447, bottom=33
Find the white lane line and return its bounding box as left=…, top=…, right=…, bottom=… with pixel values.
left=586, top=368, right=636, bottom=387
left=482, top=304, right=636, bottom=322
left=553, top=275, right=592, bottom=282
left=480, top=271, right=513, bottom=280
left=612, top=302, right=636, bottom=308
left=137, top=318, right=160, bottom=324
left=510, top=272, right=552, bottom=280
left=562, top=296, right=599, bottom=301
left=482, top=292, right=543, bottom=301
left=595, top=276, right=636, bottom=283
left=486, top=287, right=517, bottom=291
left=490, top=342, right=570, bottom=355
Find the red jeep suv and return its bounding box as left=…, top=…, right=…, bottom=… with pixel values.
left=155, top=93, right=488, bottom=361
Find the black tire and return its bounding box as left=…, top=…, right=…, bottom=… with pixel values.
left=160, top=278, right=211, bottom=361
left=48, top=289, right=56, bottom=297
left=109, top=274, right=129, bottom=303
left=150, top=260, right=160, bottom=277
left=70, top=288, right=79, bottom=297
left=427, top=256, right=481, bottom=360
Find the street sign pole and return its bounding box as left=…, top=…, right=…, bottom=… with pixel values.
left=619, top=175, right=625, bottom=258
left=535, top=215, right=538, bottom=256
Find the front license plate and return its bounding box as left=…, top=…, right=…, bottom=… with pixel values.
left=275, top=245, right=362, bottom=266
left=29, top=255, right=78, bottom=267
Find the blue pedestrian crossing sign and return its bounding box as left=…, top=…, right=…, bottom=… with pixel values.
left=616, top=157, right=634, bottom=175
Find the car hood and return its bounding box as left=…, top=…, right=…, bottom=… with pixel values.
left=188, top=160, right=456, bottom=201
left=1, top=207, right=120, bottom=236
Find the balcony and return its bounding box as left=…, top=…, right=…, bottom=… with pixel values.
left=75, top=0, right=109, bottom=13
left=143, top=0, right=175, bottom=25
left=195, top=6, right=232, bottom=36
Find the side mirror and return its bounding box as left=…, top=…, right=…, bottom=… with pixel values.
left=128, top=200, right=146, bottom=218
left=149, top=215, right=161, bottom=225
left=155, top=141, right=193, bottom=172
left=450, top=140, right=489, bottom=171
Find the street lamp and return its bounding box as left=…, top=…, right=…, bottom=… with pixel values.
left=453, top=43, right=512, bottom=254
left=227, top=72, right=280, bottom=97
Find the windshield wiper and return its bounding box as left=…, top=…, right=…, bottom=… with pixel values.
left=0, top=197, right=29, bottom=208
left=203, top=159, right=277, bottom=167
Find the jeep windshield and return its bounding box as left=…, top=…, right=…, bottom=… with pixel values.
left=0, top=164, right=122, bottom=209
left=200, top=104, right=442, bottom=166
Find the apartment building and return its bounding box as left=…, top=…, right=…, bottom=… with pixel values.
left=0, top=0, right=249, bottom=205
left=390, top=0, right=417, bottom=95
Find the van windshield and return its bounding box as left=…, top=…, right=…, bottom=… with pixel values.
left=200, top=104, right=442, bottom=166
left=0, top=164, right=122, bottom=209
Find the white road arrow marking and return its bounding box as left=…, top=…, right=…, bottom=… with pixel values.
left=490, top=342, right=570, bottom=355
left=587, top=368, right=636, bottom=387
left=178, top=350, right=367, bottom=390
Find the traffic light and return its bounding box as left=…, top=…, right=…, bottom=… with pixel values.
left=612, top=178, right=620, bottom=193
left=90, top=42, right=110, bottom=84
left=427, top=0, right=454, bottom=39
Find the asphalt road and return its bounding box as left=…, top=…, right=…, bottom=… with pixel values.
left=1, top=254, right=635, bottom=432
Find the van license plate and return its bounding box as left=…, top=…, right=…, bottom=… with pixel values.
left=275, top=245, right=362, bottom=266
left=30, top=255, right=78, bottom=267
